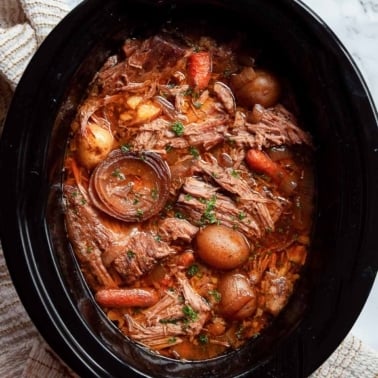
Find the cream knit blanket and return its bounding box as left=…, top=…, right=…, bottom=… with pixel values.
left=0, top=1, right=377, bottom=377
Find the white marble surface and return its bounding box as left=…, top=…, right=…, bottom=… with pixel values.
left=66, top=0, right=378, bottom=352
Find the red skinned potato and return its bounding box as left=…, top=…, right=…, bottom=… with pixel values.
left=217, top=273, right=257, bottom=319
left=196, top=225, right=250, bottom=270
left=231, top=68, right=281, bottom=108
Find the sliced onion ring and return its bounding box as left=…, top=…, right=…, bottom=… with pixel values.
left=89, top=149, right=171, bottom=222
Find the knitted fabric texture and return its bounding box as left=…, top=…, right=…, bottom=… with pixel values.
left=0, top=1, right=377, bottom=377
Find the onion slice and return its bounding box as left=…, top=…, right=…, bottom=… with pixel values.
left=89, top=149, right=171, bottom=222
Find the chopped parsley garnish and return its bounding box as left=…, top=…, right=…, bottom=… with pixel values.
left=208, top=290, right=221, bottom=303
left=120, top=144, right=132, bottom=153
left=231, top=169, right=240, bottom=178
left=211, top=172, right=219, bottom=179
left=238, top=211, right=246, bottom=220
left=189, top=146, right=200, bottom=158
left=183, top=88, right=194, bottom=97
left=174, top=211, right=185, bottom=219
left=111, top=168, right=125, bottom=180
left=171, top=121, right=185, bottom=136
left=187, top=264, right=200, bottom=277
left=198, top=334, right=209, bottom=345
left=127, top=250, right=135, bottom=259
left=165, top=144, right=173, bottom=152
left=182, top=305, right=198, bottom=321
left=184, top=193, right=193, bottom=201
left=168, top=337, right=177, bottom=344
left=200, top=195, right=218, bottom=225
left=136, top=209, right=144, bottom=218
left=133, top=198, right=140, bottom=205
left=236, top=325, right=245, bottom=340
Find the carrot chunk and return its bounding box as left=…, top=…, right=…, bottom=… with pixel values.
left=245, top=149, right=286, bottom=183
left=187, top=51, right=212, bottom=90
left=95, top=288, right=159, bottom=308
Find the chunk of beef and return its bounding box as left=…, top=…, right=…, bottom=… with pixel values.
left=94, top=59, right=128, bottom=95
left=177, top=178, right=261, bottom=238
left=158, top=218, right=199, bottom=243
left=196, top=154, right=268, bottom=203
left=127, top=35, right=187, bottom=71
left=125, top=275, right=210, bottom=348
left=184, top=117, right=228, bottom=150
left=229, top=104, right=312, bottom=149
left=64, top=183, right=131, bottom=289
left=113, top=232, right=177, bottom=284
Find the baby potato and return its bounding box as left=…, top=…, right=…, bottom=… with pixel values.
left=217, top=273, right=257, bottom=319
left=76, top=123, right=114, bottom=169
left=234, top=69, right=281, bottom=108
left=196, top=224, right=250, bottom=270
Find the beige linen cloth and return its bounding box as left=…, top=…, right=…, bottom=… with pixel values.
left=0, top=1, right=377, bottom=377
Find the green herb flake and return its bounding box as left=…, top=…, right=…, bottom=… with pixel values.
left=136, top=209, right=144, bottom=218
left=171, top=121, right=185, bottom=136
left=238, top=211, right=246, bottom=221
left=198, top=334, right=209, bottom=345
left=182, top=305, right=198, bottom=321
left=168, top=337, right=177, bottom=344
left=189, top=146, right=200, bottom=158
left=183, top=88, right=194, bottom=97
left=200, top=195, right=218, bottom=225
left=111, top=168, right=126, bottom=180
left=236, top=325, right=245, bottom=340
left=175, top=211, right=185, bottom=219
left=120, top=144, right=132, bottom=153
left=187, top=264, right=200, bottom=277
left=226, top=137, right=236, bottom=146
left=208, top=289, right=221, bottom=303
left=231, top=169, right=240, bottom=178
left=127, top=250, right=136, bottom=259
left=184, top=193, right=193, bottom=201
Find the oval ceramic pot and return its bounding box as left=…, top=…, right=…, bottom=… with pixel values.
left=1, top=0, right=378, bottom=377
